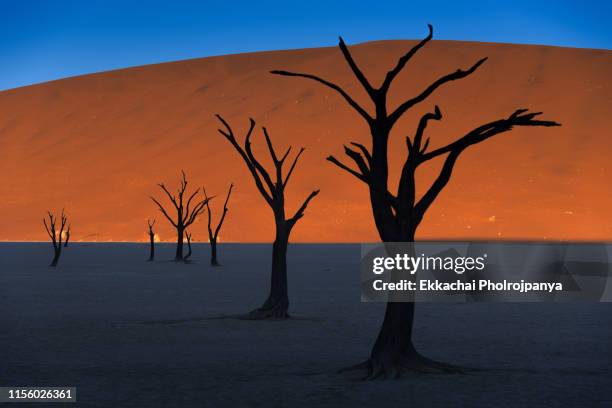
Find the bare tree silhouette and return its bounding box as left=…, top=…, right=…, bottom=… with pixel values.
left=203, top=184, right=233, bottom=266
left=64, top=224, right=71, bottom=248
left=184, top=231, right=193, bottom=263
left=43, top=210, right=68, bottom=267
left=216, top=115, right=320, bottom=319
left=272, top=25, right=560, bottom=377
left=147, top=219, right=156, bottom=261
left=150, top=171, right=211, bottom=261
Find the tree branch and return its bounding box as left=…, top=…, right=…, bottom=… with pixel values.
left=289, top=190, right=320, bottom=226
left=150, top=196, right=178, bottom=228
left=185, top=197, right=210, bottom=227
left=327, top=155, right=368, bottom=183
left=343, top=145, right=370, bottom=177
left=203, top=188, right=214, bottom=239
left=180, top=170, right=188, bottom=193
left=158, top=183, right=179, bottom=210
left=327, top=155, right=398, bottom=209
left=412, top=105, right=442, bottom=155
left=244, top=126, right=276, bottom=195
left=338, top=37, right=375, bottom=97
left=279, top=146, right=292, bottom=163
left=270, top=70, right=372, bottom=123
left=216, top=114, right=273, bottom=204
left=415, top=109, right=561, bottom=216
left=214, top=184, right=233, bottom=238
left=58, top=210, right=67, bottom=247
left=43, top=215, right=55, bottom=241
left=349, top=142, right=371, bottom=165
left=283, top=148, right=304, bottom=188
left=389, top=57, right=487, bottom=125
left=398, top=107, right=441, bottom=208
left=414, top=149, right=461, bottom=217
left=380, top=24, right=433, bottom=93
left=262, top=126, right=280, bottom=164
left=183, top=189, right=201, bottom=224
left=421, top=109, right=561, bottom=162
left=261, top=126, right=285, bottom=188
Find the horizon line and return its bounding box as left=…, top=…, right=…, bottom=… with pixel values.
left=3, top=239, right=611, bottom=244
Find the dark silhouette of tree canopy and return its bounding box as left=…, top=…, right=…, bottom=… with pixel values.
left=204, top=184, right=233, bottom=266
left=216, top=115, right=320, bottom=319
left=150, top=171, right=211, bottom=261
left=273, top=25, right=560, bottom=377
left=147, top=219, right=156, bottom=261
left=43, top=210, right=68, bottom=267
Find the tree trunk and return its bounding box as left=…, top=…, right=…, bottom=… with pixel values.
left=175, top=228, right=184, bottom=261
left=184, top=238, right=192, bottom=263
left=368, top=297, right=417, bottom=369
left=50, top=246, right=61, bottom=267
left=251, top=222, right=289, bottom=318
left=370, top=235, right=417, bottom=365
left=148, top=234, right=155, bottom=261
left=362, top=233, right=459, bottom=377
left=210, top=239, right=219, bottom=266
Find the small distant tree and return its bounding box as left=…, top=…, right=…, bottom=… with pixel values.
left=184, top=231, right=193, bottom=263
left=147, top=219, right=156, bottom=261
left=203, top=184, right=233, bottom=266
left=150, top=171, right=211, bottom=261
left=216, top=115, right=319, bottom=319
left=43, top=210, right=68, bottom=267
left=64, top=225, right=71, bottom=248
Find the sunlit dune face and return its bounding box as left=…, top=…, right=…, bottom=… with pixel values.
left=0, top=41, right=610, bottom=242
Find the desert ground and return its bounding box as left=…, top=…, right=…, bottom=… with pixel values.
left=1, top=243, right=610, bottom=407
left=0, top=41, right=610, bottom=243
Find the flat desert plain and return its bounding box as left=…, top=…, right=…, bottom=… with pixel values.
left=1, top=243, right=610, bottom=407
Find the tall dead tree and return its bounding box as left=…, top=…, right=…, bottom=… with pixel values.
left=147, top=219, right=156, bottom=261
left=150, top=171, right=211, bottom=261
left=43, top=210, right=68, bottom=267
left=203, top=184, right=233, bottom=266
left=273, top=25, right=560, bottom=376
left=216, top=115, right=319, bottom=319
left=64, top=225, right=71, bottom=248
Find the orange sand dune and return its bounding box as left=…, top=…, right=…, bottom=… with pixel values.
left=0, top=40, right=610, bottom=242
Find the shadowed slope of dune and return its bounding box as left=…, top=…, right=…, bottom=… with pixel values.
left=0, top=40, right=610, bottom=242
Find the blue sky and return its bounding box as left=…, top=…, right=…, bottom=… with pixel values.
left=1, top=0, right=610, bottom=91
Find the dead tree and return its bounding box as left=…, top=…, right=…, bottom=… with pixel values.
left=64, top=225, right=71, bottom=247
left=272, top=25, right=560, bottom=377
left=184, top=231, right=193, bottom=263
left=150, top=171, right=211, bottom=261
left=216, top=115, right=319, bottom=319
left=203, top=184, right=233, bottom=266
left=43, top=210, right=68, bottom=267
left=147, top=219, right=156, bottom=261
